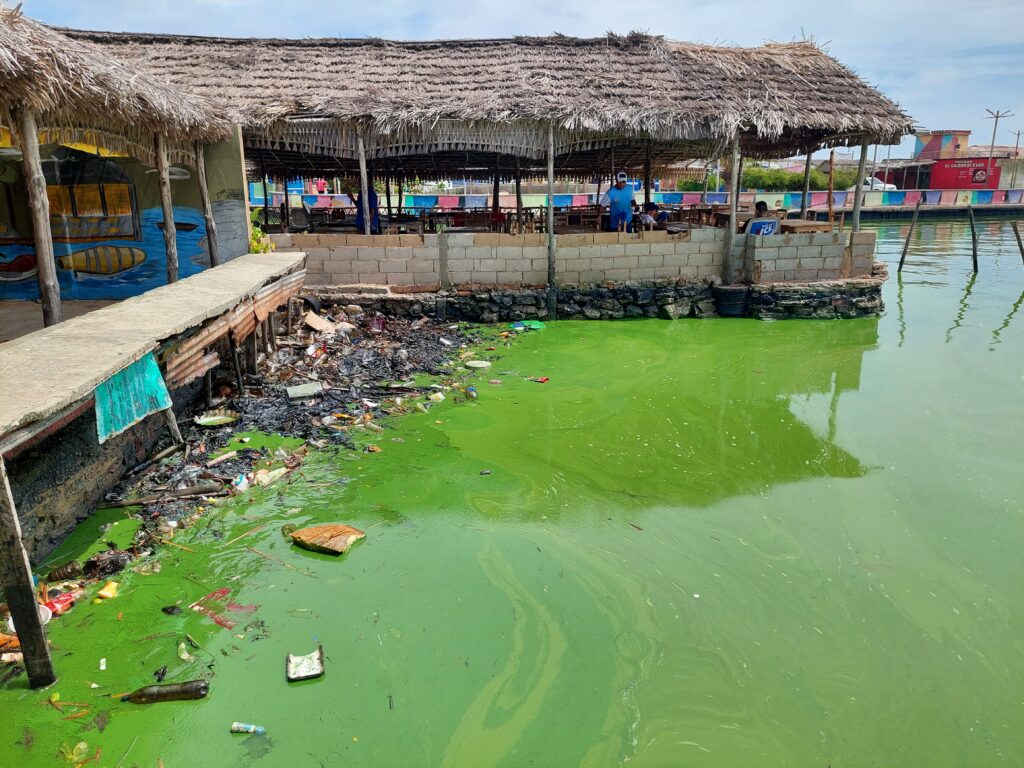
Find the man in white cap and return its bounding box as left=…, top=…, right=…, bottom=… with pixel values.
left=598, top=172, right=635, bottom=232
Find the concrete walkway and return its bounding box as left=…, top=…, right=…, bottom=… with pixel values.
left=0, top=252, right=305, bottom=439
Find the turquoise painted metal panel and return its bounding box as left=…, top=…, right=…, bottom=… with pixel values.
left=95, top=352, right=171, bottom=444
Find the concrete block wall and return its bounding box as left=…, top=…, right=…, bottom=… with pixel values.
left=555, top=229, right=724, bottom=285
left=275, top=233, right=442, bottom=288
left=444, top=233, right=550, bottom=285
left=745, top=231, right=877, bottom=283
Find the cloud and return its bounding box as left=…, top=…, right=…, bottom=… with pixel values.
left=22, top=0, right=1024, bottom=154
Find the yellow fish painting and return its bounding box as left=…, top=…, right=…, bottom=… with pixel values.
left=58, top=245, right=146, bottom=276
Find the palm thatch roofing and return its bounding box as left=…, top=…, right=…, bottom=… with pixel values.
left=0, top=7, right=228, bottom=166
left=59, top=27, right=913, bottom=180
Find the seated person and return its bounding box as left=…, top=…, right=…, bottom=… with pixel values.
left=639, top=202, right=670, bottom=230
left=741, top=201, right=779, bottom=236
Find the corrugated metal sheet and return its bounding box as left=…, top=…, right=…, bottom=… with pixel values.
left=95, top=352, right=171, bottom=443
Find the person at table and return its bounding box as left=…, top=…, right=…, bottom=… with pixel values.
left=639, top=202, right=670, bottom=230
left=347, top=186, right=380, bottom=234
left=598, top=172, right=635, bottom=232
left=741, top=201, right=779, bottom=235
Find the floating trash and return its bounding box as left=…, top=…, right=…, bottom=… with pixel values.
left=286, top=645, right=325, bottom=682
left=465, top=360, right=492, bottom=369
left=289, top=524, right=366, bottom=555
left=195, top=409, right=240, bottom=427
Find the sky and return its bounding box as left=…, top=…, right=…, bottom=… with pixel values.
left=20, top=0, right=1024, bottom=159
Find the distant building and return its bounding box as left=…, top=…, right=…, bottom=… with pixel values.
left=901, top=129, right=1003, bottom=189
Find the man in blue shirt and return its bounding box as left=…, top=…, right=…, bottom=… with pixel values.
left=599, top=171, right=635, bottom=232
left=348, top=187, right=380, bottom=234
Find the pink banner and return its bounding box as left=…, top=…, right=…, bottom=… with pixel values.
left=810, top=192, right=829, bottom=207
left=939, top=190, right=958, bottom=205
left=682, top=192, right=703, bottom=205
left=572, top=194, right=591, bottom=206
left=903, top=190, right=922, bottom=206
left=437, top=195, right=460, bottom=210
left=738, top=192, right=756, bottom=204
left=991, top=190, right=1007, bottom=204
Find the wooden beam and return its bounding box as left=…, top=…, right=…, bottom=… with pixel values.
left=722, top=135, right=741, bottom=285
left=514, top=156, right=523, bottom=230
left=18, top=109, right=61, bottom=327
left=492, top=154, right=501, bottom=214
left=851, top=138, right=870, bottom=232
left=384, top=163, right=393, bottom=219
left=155, top=133, right=179, bottom=283
left=644, top=140, right=652, bottom=206
left=194, top=142, right=220, bottom=267
left=546, top=124, right=556, bottom=316
left=0, top=457, right=55, bottom=688
left=800, top=149, right=813, bottom=218
left=357, top=133, right=371, bottom=236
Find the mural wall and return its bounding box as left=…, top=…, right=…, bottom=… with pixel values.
left=0, top=130, right=249, bottom=301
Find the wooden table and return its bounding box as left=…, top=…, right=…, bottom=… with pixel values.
left=779, top=220, right=834, bottom=234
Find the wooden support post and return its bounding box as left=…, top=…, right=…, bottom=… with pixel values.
left=492, top=155, right=501, bottom=215
left=1011, top=221, right=1024, bottom=265
left=162, top=407, right=183, bottom=445
left=800, top=148, right=813, bottom=218
left=968, top=205, right=979, bottom=272
left=356, top=133, right=371, bottom=236
left=268, top=314, right=278, bottom=351
left=0, top=458, right=55, bottom=688
left=722, top=135, right=740, bottom=285
left=546, top=124, right=557, bottom=316
left=827, top=149, right=836, bottom=224
left=194, top=142, right=220, bottom=267
left=851, top=138, right=869, bottom=232
left=261, top=163, right=270, bottom=231
left=244, top=331, right=258, bottom=375
left=643, top=140, right=652, bottom=207
left=384, top=167, right=393, bottom=219
left=514, top=156, right=523, bottom=231
left=203, top=370, right=213, bottom=409
left=18, top=109, right=61, bottom=327
left=898, top=198, right=923, bottom=272
left=228, top=335, right=245, bottom=393
left=155, top=133, right=179, bottom=283
left=593, top=172, right=603, bottom=231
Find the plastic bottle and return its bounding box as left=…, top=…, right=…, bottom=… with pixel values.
left=44, top=592, right=78, bottom=616
left=121, top=680, right=210, bottom=704
left=466, top=387, right=478, bottom=401
left=231, top=722, right=266, bottom=735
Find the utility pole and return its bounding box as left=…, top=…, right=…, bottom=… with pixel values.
left=1008, top=129, right=1022, bottom=189
left=984, top=109, right=1014, bottom=187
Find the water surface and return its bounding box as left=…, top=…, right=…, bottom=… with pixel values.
left=3, top=218, right=1023, bottom=766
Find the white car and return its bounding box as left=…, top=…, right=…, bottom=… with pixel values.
left=847, top=178, right=897, bottom=191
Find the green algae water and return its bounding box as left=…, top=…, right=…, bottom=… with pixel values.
left=3, top=218, right=1024, bottom=766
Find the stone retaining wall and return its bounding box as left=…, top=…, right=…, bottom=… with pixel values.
left=275, top=227, right=877, bottom=291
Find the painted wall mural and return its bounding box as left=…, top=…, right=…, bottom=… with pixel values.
left=0, top=147, right=211, bottom=301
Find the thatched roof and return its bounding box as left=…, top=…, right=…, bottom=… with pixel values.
left=59, top=27, right=913, bottom=178
left=0, top=7, right=228, bottom=165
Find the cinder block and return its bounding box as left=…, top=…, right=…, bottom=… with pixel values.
left=411, top=247, right=437, bottom=261
left=522, top=246, right=547, bottom=260
left=506, top=258, right=533, bottom=271
left=654, top=266, right=683, bottom=278
left=798, top=257, right=825, bottom=270
left=649, top=243, right=676, bottom=256
left=795, top=269, right=820, bottom=280
left=495, top=247, right=524, bottom=260
left=386, top=272, right=416, bottom=286
left=663, top=253, right=690, bottom=268
left=564, top=257, right=592, bottom=271
left=698, top=242, right=724, bottom=254
left=496, top=234, right=526, bottom=246
left=357, top=247, right=387, bottom=261
left=778, top=246, right=798, bottom=259
left=852, top=257, right=873, bottom=276
left=688, top=227, right=720, bottom=243
left=379, top=259, right=408, bottom=272
left=497, top=271, right=524, bottom=284
left=523, top=234, right=547, bottom=247
left=408, top=259, right=437, bottom=274
left=579, top=270, right=608, bottom=284
left=689, top=253, right=714, bottom=267
left=347, top=235, right=376, bottom=246
left=638, top=254, right=664, bottom=268
left=811, top=233, right=837, bottom=246
left=696, top=265, right=721, bottom=278
left=598, top=244, right=626, bottom=259
left=475, top=258, right=506, bottom=271
left=851, top=231, right=876, bottom=245
left=612, top=255, right=640, bottom=269
left=358, top=271, right=383, bottom=282
left=604, top=268, right=631, bottom=281
left=471, top=271, right=497, bottom=283
left=558, top=234, right=588, bottom=247
left=399, top=234, right=424, bottom=247
left=625, top=243, right=650, bottom=256
left=471, top=233, right=500, bottom=247
left=447, top=233, right=475, bottom=247
left=464, top=246, right=493, bottom=259
left=450, top=271, right=472, bottom=284
left=629, top=268, right=656, bottom=280
left=796, top=245, right=821, bottom=258
left=325, top=272, right=359, bottom=284
left=592, top=233, right=620, bottom=245
left=776, top=258, right=799, bottom=271
left=641, top=230, right=669, bottom=242
left=291, top=234, right=319, bottom=248
left=522, top=271, right=548, bottom=285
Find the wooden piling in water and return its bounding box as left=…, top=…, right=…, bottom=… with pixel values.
left=898, top=198, right=922, bottom=272
left=1011, top=221, right=1024, bottom=266
left=968, top=205, right=979, bottom=272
